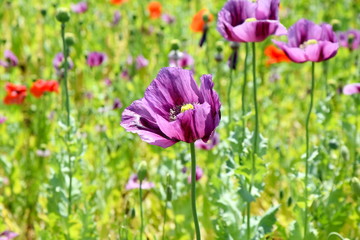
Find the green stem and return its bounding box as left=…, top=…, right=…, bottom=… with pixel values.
left=162, top=202, right=167, bottom=240
left=61, top=23, right=72, bottom=217
left=352, top=96, right=359, bottom=177
left=139, top=181, right=144, bottom=240
left=242, top=43, right=249, bottom=137
left=304, top=62, right=315, bottom=238
left=190, top=143, right=201, bottom=240
left=247, top=42, right=258, bottom=240
left=227, top=50, right=235, bottom=136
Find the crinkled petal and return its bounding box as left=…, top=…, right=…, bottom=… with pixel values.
left=256, top=0, right=280, bottom=20
left=273, top=40, right=307, bottom=63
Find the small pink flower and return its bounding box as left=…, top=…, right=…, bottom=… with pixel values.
left=343, top=83, right=360, bottom=95
left=0, top=116, right=7, bottom=124
left=195, top=132, right=219, bottom=150
left=126, top=174, right=155, bottom=190
left=136, top=55, right=149, bottom=69
left=0, top=231, right=18, bottom=240
left=71, top=1, right=88, bottom=14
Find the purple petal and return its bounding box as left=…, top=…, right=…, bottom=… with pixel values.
left=273, top=40, right=307, bottom=63
left=304, top=41, right=339, bottom=62
left=71, top=2, right=88, bottom=13
left=343, top=83, right=360, bottom=95
left=232, top=20, right=286, bottom=42
left=256, top=0, right=280, bottom=20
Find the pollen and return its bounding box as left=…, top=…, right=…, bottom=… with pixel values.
left=300, top=39, right=318, bottom=49
left=245, top=18, right=257, bottom=23
left=181, top=103, right=194, bottom=113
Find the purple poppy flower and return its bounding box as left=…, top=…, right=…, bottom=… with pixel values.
left=121, top=67, right=221, bottom=148
left=113, top=98, right=122, bottom=110
left=121, top=70, right=130, bottom=80
left=195, top=132, right=220, bottom=150
left=169, top=52, right=194, bottom=69
left=162, top=14, right=175, bottom=24
left=273, top=19, right=339, bottom=63
left=343, top=83, right=360, bottom=95
left=337, top=30, right=360, bottom=51
left=53, top=52, right=74, bottom=72
left=71, top=2, right=88, bottom=14
left=217, top=0, right=287, bottom=43
left=0, top=116, right=6, bottom=124
left=188, top=166, right=204, bottom=183
left=104, top=78, right=112, bottom=86
left=0, top=231, right=18, bottom=240
left=87, top=52, right=107, bottom=67
left=112, top=11, right=121, bottom=26
left=136, top=55, right=149, bottom=69
left=126, top=174, right=155, bottom=190
left=1, top=50, right=19, bottom=67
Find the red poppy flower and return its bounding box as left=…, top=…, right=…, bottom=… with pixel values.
left=264, top=45, right=290, bottom=65
left=30, top=79, right=59, bottom=98
left=110, top=0, right=128, bottom=5
left=3, top=83, right=27, bottom=105
left=148, top=1, right=162, bottom=19
left=190, top=9, right=213, bottom=33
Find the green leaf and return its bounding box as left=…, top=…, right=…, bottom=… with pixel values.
left=257, top=205, right=280, bottom=234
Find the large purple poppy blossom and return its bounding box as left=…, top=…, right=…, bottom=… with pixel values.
left=338, top=29, right=360, bottom=51
left=71, top=1, right=88, bottom=13
left=87, top=52, right=107, bottom=67
left=273, top=19, right=339, bottom=63
left=121, top=67, right=221, bottom=148
left=0, top=231, right=18, bottom=240
left=343, top=83, right=360, bottom=95
left=126, top=174, right=155, bottom=190
left=217, top=0, right=287, bottom=43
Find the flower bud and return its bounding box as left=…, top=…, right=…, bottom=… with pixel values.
left=170, top=39, right=180, bottom=51
left=351, top=177, right=360, bottom=199
left=56, top=8, right=70, bottom=23
left=130, top=207, right=136, bottom=218
left=216, top=41, right=224, bottom=52
left=214, top=53, right=223, bottom=62
left=40, top=9, right=47, bottom=17
left=137, top=161, right=147, bottom=182
left=202, top=13, right=209, bottom=23
left=230, top=41, right=240, bottom=50
left=330, top=19, right=341, bottom=32
left=166, top=186, right=172, bottom=201
left=287, top=196, right=292, bottom=207
left=65, top=33, right=75, bottom=46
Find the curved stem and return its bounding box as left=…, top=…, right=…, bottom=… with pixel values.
left=139, top=181, right=144, bottom=240
left=304, top=62, right=315, bottom=238
left=190, top=143, right=201, bottom=240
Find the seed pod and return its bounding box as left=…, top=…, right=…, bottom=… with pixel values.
left=137, top=161, right=147, bottom=182
left=56, top=8, right=70, bottom=23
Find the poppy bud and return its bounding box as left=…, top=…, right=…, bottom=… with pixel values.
left=216, top=41, right=224, bottom=52
left=170, top=39, right=180, bottom=51
left=56, top=8, right=70, bottom=23
left=166, top=186, right=172, bottom=201
left=230, top=42, right=240, bottom=50
left=214, top=53, right=223, bottom=62
left=279, top=190, right=284, bottom=200
left=65, top=33, right=75, bottom=46
left=328, top=138, right=338, bottom=150
left=330, top=19, right=341, bottom=32
left=137, top=161, right=147, bottom=182
left=130, top=208, right=136, bottom=218
left=40, top=9, right=47, bottom=17
left=287, top=196, right=292, bottom=207
left=351, top=177, right=360, bottom=198
left=202, top=13, right=209, bottom=23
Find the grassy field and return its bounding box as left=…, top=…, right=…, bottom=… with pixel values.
left=0, top=0, right=359, bottom=239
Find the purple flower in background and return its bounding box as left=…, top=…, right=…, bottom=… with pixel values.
left=188, top=166, right=204, bottom=183
left=343, top=83, right=360, bottom=95
left=126, top=174, right=155, bottom=190
left=0, top=231, right=18, bottom=240
left=53, top=52, right=74, bottom=72
left=121, top=70, right=130, bottom=80
left=112, top=11, right=121, bottom=26
left=87, top=52, right=107, bottom=67
left=162, top=14, right=175, bottom=24
left=217, top=0, right=287, bottom=43
left=195, top=132, right=220, bottom=150
left=273, top=19, right=339, bottom=63
left=36, top=149, right=51, bottom=158
left=170, top=52, right=194, bottom=69
left=104, top=78, right=112, bottom=86
left=121, top=67, right=221, bottom=148
left=338, top=30, right=360, bottom=51
left=0, top=116, right=6, bottom=124
left=136, top=55, right=149, bottom=69
left=113, top=98, right=123, bottom=110
left=71, top=1, right=88, bottom=13
left=0, top=50, right=19, bottom=68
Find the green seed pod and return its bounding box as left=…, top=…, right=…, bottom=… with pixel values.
left=56, top=8, right=70, bottom=23
left=137, top=161, right=147, bottom=182
left=351, top=177, right=360, bottom=199
left=330, top=19, right=341, bottom=32
left=171, top=39, right=180, bottom=51
left=214, top=53, right=223, bottom=62
left=215, top=41, right=224, bottom=52
left=328, top=138, right=338, bottom=150
left=65, top=33, right=75, bottom=46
